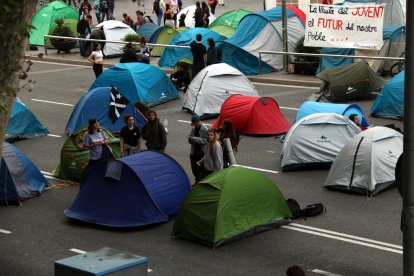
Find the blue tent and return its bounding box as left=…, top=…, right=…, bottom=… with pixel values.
left=66, top=87, right=146, bottom=135
left=371, top=70, right=404, bottom=120
left=7, top=99, right=49, bottom=139
left=64, top=150, right=191, bottom=227
left=296, top=101, right=369, bottom=127
left=220, top=7, right=305, bottom=75
left=0, top=142, right=48, bottom=205
left=137, top=23, right=161, bottom=40
left=158, top=28, right=226, bottom=68
left=89, top=63, right=179, bottom=106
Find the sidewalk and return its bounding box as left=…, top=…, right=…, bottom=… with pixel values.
left=25, top=46, right=322, bottom=88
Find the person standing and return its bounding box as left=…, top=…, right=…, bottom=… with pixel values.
left=169, top=0, right=179, bottom=28
left=120, top=114, right=142, bottom=157
left=206, top=38, right=221, bottom=65
left=87, top=43, right=104, bottom=78
left=141, top=110, right=167, bottom=151
left=193, top=1, right=204, bottom=27
left=201, top=1, right=210, bottom=27
left=163, top=4, right=174, bottom=27
left=79, top=0, right=92, bottom=18
left=152, top=0, right=163, bottom=26
left=93, top=0, right=102, bottom=23
left=190, top=33, right=207, bottom=79
left=197, top=128, right=223, bottom=177
left=188, top=115, right=208, bottom=183
left=209, top=0, right=217, bottom=14
left=77, top=14, right=92, bottom=57
left=82, top=118, right=109, bottom=168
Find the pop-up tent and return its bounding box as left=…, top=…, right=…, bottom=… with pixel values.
left=90, top=63, right=179, bottom=106
left=137, top=22, right=161, bottom=41
left=212, top=95, right=290, bottom=135
left=371, top=70, right=404, bottom=120
left=182, top=63, right=259, bottom=119
left=296, top=101, right=369, bottom=127
left=281, top=113, right=361, bottom=171
left=172, top=166, right=292, bottom=248
left=324, top=127, right=403, bottom=196
left=65, top=151, right=191, bottom=227
left=66, top=87, right=146, bottom=135
left=220, top=6, right=305, bottom=75
left=158, top=28, right=225, bottom=68
left=53, top=126, right=120, bottom=182
left=208, top=9, right=253, bottom=29
left=30, top=1, right=78, bottom=46
left=7, top=99, right=49, bottom=139
left=308, top=61, right=385, bottom=103
left=177, top=5, right=216, bottom=28
left=208, top=25, right=236, bottom=38
left=96, top=20, right=136, bottom=57
left=149, top=27, right=187, bottom=57
left=0, top=142, right=48, bottom=205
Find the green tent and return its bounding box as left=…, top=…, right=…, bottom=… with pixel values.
left=53, top=126, right=120, bottom=182
left=150, top=27, right=188, bottom=57
left=208, top=9, right=253, bottom=29
left=30, top=1, right=78, bottom=46
left=208, top=25, right=236, bottom=38
left=172, top=167, right=292, bottom=248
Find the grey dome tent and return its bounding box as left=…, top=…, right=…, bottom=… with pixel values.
left=308, top=61, right=385, bottom=103
left=324, top=127, right=403, bottom=196
left=280, top=113, right=361, bottom=171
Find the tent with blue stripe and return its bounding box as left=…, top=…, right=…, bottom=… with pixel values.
left=89, top=63, right=179, bottom=106
left=7, top=99, right=49, bottom=139
left=371, top=70, right=404, bottom=120
left=158, top=28, right=226, bottom=68
left=0, top=142, right=48, bottom=205
left=219, top=6, right=305, bottom=75
left=64, top=150, right=191, bottom=227
left=65, top=87, right=146, bottom=135
left=296, top=101, right=369, bottom=127
left=137, top=22, right=161, bottom=41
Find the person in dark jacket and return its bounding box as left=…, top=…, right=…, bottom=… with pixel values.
left=206, top=38, right=221, bottom=65
left=190, top=34, right=206, bottom=80
left=141, top=110, right=167, bottom=151
left=77, top=14, right=92, bottom=57
left=120, top=43, right=139, bottom=63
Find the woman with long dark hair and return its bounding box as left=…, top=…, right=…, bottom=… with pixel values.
left=87, top=43, right=103, bottom=78
left=82, top=118, right=109, bottom=168
left=197, top=128, right=223, bottom=177
left=141, top=110, right=167, bottom=151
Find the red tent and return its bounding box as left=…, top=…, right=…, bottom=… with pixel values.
left=212, top=95, right=290, bottom=135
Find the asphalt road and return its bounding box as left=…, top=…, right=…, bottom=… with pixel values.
left=0, top=60, right=404, bottom=276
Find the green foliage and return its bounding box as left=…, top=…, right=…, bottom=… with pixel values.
left=49, top=18, right=75, bottom=38
left=294, top=36, right=321, bottom=63
left=121, top=33, right=143, bottom=51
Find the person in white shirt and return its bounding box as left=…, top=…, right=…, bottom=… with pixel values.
left=87, top=43, right=104, bottom=78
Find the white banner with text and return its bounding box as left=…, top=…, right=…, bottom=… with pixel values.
left=304, top=4, right=384, bottom=50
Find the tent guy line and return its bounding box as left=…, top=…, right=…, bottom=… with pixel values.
left=283, top=224, right=402, bottom=254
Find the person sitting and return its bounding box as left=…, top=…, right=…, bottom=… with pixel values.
left=137, top=38, right=151, bottom=64
left=348, top=114, right=367, bottom=131
left=120, top=43, right=139, bottom=63
left=122, top=13, right=135, bottom=29
left=170, top=62, right=190, bottom=92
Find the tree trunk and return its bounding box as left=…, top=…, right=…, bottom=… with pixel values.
left=0, top=1, right=37, bottom=155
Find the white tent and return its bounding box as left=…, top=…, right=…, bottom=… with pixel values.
left=182, top=63, right=259, bottom=119
left=324, top=126, right=403, bottom=196
left=280, top=113, right=361, bottom=171
left=96, top=20, right=136, bottom=57
left=177, top=5, right=216, bottom=28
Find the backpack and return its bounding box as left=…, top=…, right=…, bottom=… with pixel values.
left=153, top=0, right=160, bottom=16
left=286, top=198, right=325, bottom=219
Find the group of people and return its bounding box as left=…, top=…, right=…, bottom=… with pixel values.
left=119, top=38, right=151, bottom=64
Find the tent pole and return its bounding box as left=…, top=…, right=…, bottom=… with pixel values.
left=403, top=0, right=414, bottom=275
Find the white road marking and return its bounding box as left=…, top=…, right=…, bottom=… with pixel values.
left=0, top=229, right=12, bottom=234
left=279, top=106, right=299, bottom=111
left=282, top=225, right=402, bottom=254
left=70, top=248, right=87, bottom=254
left=251, top=82, right=320, bottom=89
left=31, top=98, right=74, bottom=106
left=47, top=134, right=62, bottom=138
left=177, top=120, right=211, bottom=126
left=311, top=269, right=342, bottom=276
left=41, top=171, right=53, bottom=176
left=231, top=164, right=278, bottom=174
left=32, top=60, right=91, bottom=69
left=29, top=67, right=83, bottom=75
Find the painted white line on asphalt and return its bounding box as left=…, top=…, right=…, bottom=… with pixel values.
left=282, top=225, right=402, bottom=254
left=32, top=60, right=91, bottom=69
left=311, top=269, right=341, bottom=276
left=290, top=223, right=402, bottom=250
left=231, top=164, right=278, bottom=174
left=70, top=248, right=87, bottom=254
left=279, top=106, right=299, bottom=111
left=47, top=134, right=62, bottom=138
left=29, top=67, right=82, bottom=75
left=251, top=82, right=320, bottom=89
left=0, top=229, right=12, bottom=234
left=31, top=98, right=74, bottom=107
left=41, top=171, right=53, bottom=176
left=177, top=120, right=212, bottom=126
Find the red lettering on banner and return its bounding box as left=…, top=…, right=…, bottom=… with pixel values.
left=317, top=18, right=343, bottom=30
left=351, top=6, right=384, bottom=18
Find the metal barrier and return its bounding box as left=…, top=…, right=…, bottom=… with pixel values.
left=43, top=35, right=191, bottom=56
left=258, top=51, right=406, bottom=74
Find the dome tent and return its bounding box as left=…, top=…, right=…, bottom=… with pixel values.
left=182, top=63, right=259, bottom=119
left=208, top=9, right=253, bottom=29
left=212, top=95, right=290, bottom=135
left=172, top=167, right=292, bottom=248
left=65, top=87, right=146, bottom=135
left=65, top=151, right=191, bottom=227
left=96, top=20, right=136, bottom=57
left=281, top=113, right=361, bottom=172
left=324, top=127, right=403, bottom=196
left=149, top=26, right=187, bottom=57
left=0, top=142, right=48, bottom=205
left=90, top=63, right=179, bottom=106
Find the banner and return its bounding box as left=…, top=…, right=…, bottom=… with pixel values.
left=304, top=4, right=384, bottom=50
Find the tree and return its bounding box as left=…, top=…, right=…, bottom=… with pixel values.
left=0, top=1, right=37, bottom=154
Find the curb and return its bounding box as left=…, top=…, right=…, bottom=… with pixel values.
left=28, top=56, right=321, bottom=88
